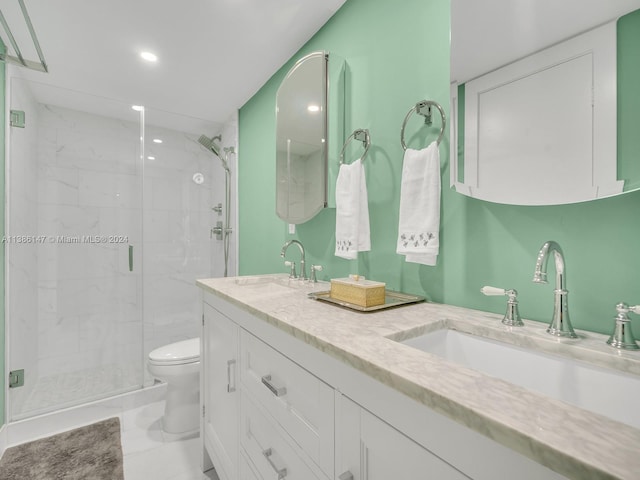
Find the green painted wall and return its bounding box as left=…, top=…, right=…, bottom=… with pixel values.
left=239, top=0, right=640, bottom=336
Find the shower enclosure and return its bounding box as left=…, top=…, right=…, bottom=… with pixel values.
left=6, top=75, right=235, bottom=421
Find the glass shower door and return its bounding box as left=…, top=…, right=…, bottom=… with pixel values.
left=7, top=78, right=145, bottom=420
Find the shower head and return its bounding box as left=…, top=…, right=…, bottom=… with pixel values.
left=198, top=134, right=222, bottom=157
left=197, top=134, right=232, bottom=174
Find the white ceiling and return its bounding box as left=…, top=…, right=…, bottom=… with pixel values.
left=0, top=0, right=347, bottom=133
left=7, top=1, right=640, bottom=133
left=452, top=0, right=640, bottom=83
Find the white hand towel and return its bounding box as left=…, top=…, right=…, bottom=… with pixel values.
left=335, top=158, right=371, bottom=260
left=396, top=141, right=441, bottom=265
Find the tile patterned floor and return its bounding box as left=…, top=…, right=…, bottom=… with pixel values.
left=121, top=401, right=219, bottom=480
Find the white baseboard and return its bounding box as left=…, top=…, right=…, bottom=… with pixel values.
left=5, top=383, right=166, bottom=448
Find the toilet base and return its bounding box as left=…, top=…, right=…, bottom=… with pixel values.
left=161, top=377, right=200, bottom=434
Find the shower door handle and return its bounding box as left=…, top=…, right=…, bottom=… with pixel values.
left=128, top=245, right=133, bottom=272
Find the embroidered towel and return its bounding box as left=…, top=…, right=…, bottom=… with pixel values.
left=396, top=141, right=441, bottom=265
left=335, top=158, right=370, bottom=260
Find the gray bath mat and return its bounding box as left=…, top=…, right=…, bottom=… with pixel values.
left=0, top=417, right=124, bottom=480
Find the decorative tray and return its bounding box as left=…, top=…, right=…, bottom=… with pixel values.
left=308, top=290, right=425, bottom=312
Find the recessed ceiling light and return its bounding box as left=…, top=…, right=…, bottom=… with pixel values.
left=131, top=105, right=144, bottom=111
left=140, top=51, right=158, bottom=62
left=147, top=156, right=156, bottom=160
left=152, top=138, right=163, bottom=144
left=307, top=104, right=320, bottom=112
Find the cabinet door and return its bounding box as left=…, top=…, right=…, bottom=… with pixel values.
left=203, top=303, right=239, bottom=480
left=360, top=409, right=469, bottom=480
left=338, top=395, right=470, bottom=480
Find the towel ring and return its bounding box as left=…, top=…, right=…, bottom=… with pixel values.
left=340, top=129, right=371, bottom=164
left=400, top=100, right=446, bottom=151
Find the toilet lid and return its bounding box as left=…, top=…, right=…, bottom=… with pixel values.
left=149, top=338, right=200, bottom=364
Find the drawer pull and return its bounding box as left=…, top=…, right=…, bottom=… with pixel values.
left=261, top=374, right=287, bottom=397
left=263, top=448, right=287, bottom=479
left=339, top=472, right=354, bottom=480
left=227, top=359, right=236, bottom=393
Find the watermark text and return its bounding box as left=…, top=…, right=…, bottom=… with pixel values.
left=2, top=235, right=130, bottom=244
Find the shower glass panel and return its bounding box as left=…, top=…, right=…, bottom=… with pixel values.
left=141, top=108, right=219, bottom=385
left=7, top=78, right=145, bottom=420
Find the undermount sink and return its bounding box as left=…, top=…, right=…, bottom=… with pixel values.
left=400, top=328, right=640, bottom=429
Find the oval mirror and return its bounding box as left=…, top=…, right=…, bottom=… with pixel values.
left=275, top=51, right=345, bottom=224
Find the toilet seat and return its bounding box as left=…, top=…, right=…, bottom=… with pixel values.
left=149, top=338, right=200, bottom=366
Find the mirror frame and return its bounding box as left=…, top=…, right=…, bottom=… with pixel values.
left=275, top=51, right=345, bottom=224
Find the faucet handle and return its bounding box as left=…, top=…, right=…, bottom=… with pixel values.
left=284, top=260, right=297, bottom=279
left=310, top=264, right=323, bottom=283
left=481, top=286, right=524, bottom=327
left=481, top=286, right=507, bottom=296
left=607, top=302, right=640, bottom=350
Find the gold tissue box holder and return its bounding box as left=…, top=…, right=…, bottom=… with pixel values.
left=330, top=277, right=386, bottom=307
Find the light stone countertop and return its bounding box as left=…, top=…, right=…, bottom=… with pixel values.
left=197, top=274, right=640, bottom=480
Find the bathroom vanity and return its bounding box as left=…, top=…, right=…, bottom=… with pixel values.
left=197, top=274, right=640, bottom=480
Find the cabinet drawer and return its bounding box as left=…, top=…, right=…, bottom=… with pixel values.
left=241, top=393, right=324, bottom=480
left=240, top=330, right=334, bottom=476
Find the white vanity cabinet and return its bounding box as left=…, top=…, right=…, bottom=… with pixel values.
left=202, top=303, right=239, bottom=480
left=200, top=287, right=568, bottom=480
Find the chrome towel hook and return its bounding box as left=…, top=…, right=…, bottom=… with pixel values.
left=400, top=100, right=446, bottom=150
left=340, top=128, right=371, bottom=164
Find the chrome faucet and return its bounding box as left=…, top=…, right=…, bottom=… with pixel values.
left=532, top=241, right=577, bottom=338
left=281, top=240, right=306, bottom=280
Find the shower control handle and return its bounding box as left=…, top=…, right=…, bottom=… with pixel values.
left=211, top=221, right=224, bottom=240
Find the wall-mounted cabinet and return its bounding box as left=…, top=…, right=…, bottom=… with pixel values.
left=275, top=51, right=345, bottom=224
left=451, top=21, right=620, bottom=205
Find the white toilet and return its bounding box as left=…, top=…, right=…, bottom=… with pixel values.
left=147, top=338, right=201, bottom=434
